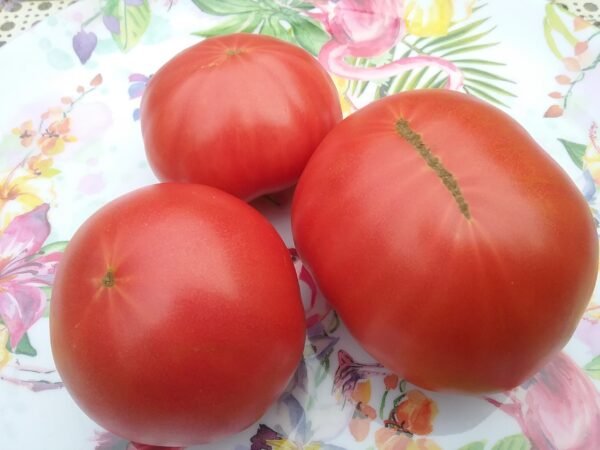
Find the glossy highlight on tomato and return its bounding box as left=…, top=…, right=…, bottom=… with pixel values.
left=141, top=33, right=342, bottom=200
left=292, top=89, right=598, bottom=393
left=50, top=183, right=306, bottom=446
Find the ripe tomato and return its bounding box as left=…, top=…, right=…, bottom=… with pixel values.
left=50, top=183, right=305, bottom=446
left=141, top=33, right=342, bottom=201
left=292, top=90, right=598, bottom=393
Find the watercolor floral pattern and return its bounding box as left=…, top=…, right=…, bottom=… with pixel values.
left=0, top=74, right=104, bottom=394
left=543, top=2, right=600, bottom=118
left=1, top=0, right=600, bottom=449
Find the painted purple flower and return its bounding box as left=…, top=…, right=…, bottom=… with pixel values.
left=128, top=73, right=151, bottom=121
left=102, top=15, right=121, bottom=34
left=251, top=424, right=283, bottom=450
left=487, top=352, right=600, bottom=450
left=72, top=29, right=98, bottom=64
left=250, top=423, right=346, bottom=450
left=334, top=350, right=387, bottom=401
left=0, top=204, right=61, bottom=349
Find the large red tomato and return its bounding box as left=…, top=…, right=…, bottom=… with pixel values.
left=141, top=33, right=342, bottom=201
left=292, top=90, right=598, bottom=393
left=50, top=183, right=305, bottom=446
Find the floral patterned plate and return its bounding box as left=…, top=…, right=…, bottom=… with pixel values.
left=1, top=1, right=599, bottom=449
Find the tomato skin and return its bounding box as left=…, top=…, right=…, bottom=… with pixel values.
left=50, top=183, right=305, bottom=446
left=140, top=33, right=342, bottom=201
left=291, top=90, right=598, bottom=393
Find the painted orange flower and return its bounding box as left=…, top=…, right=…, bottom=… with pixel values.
left=348, top=379, right=378, bottom=441
left=385, top=374, right=400, bottom=390
left=386, top=390, right=438, bottom=435
left=11, top=120, right=36, bottom=147
left=37, top=117, right=76, bottom=155
left=349, top=401, right=377, bottom=441
left=375, top=428, right=442, bottom=450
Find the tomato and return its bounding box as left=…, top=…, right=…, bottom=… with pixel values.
left=291, top=90, right=598, bottom=393
left=140, top=33, right=342, bottom=201
left=50, top=183, right=305, bottom=446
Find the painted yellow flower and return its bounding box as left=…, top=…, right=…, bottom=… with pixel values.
left=404, top=0, right=475, bottom=37
left=27, top=155, right=60, bottom=178
left=0, top=325, right=11, bottom=370
left=331, top=75, right=355, bottom=117
left=584, top=144, right=600, bottom=184
left=266, top=440, right=321, bottom=450
left=0, top=171, right=52, bottom=230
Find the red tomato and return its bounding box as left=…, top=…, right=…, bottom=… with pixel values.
left=50, top=183, right=305, bottom=446
left=141, top=33, right=342, bottom=201
left=292, top=90, right=598, bottom=393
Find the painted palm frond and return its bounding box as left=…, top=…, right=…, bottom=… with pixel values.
left=374, top=4, right=516, bottom=107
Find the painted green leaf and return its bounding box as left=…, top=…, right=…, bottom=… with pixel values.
left=289, top=16, right=330, bottom=56
left=428, top=28, right=496, bottom=54
left=465, top=77, right=517, bottom=97
left=193, top=13, right=260, bottom=37
left=491, top=434, right=531, bottom=450
left=41, top=286, right=53, bottom=299
left=288, top=0, right=317, bottom=10
left=315, top=355, right=330, bottom=387
left=39, top=240, right=69, bottom=255
left=464, top=84, right=508, bottom=107
left=558, top=138, right=587, bottom=169
left=390, top=69, right=413, bottom=94
left=441, top=42, right=500, bottom=58
left=544, top=19, right=563, bottom=59
left=460, top=67, right=514, bottom=83
left=405, top=66, right=429, bottom=90
left=260, top=17, right=294, bottom=43
left=451, top=58, right=506, bottom=66
left=104, top=0, right=151, bottom=51
left=584, top=355, right=600, bottom=380
left=398, top=379, right=407, bottom=392
left=191, top=0, right=259, bottom=15
left=422, top=70, right=443, bottom=88
left=545, top=3, right=578, bottom=46
left=6, top=333, right=37, bottom=357
left=431, top=76, right=449, bottom=89
left=421, top=18, right=489, bottom=50
left=458, top=442, right=486, bottom=450
left=349, top=59, right=368, bottom=94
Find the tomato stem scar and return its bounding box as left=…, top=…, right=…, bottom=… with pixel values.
left=102, top=270, right=115, bottom=288
left=225, top=48, right=243, bottom=56
left=395, top=118, right=471, bottom=219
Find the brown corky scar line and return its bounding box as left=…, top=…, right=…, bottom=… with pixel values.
left=395, top=118, right=471, bottom=220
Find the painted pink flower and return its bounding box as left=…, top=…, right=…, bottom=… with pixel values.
left=0, top=204, right=61, bottom=349
left=311, top=0, right=463, bottom=89
left=487, top=352, right=600, bottom=450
